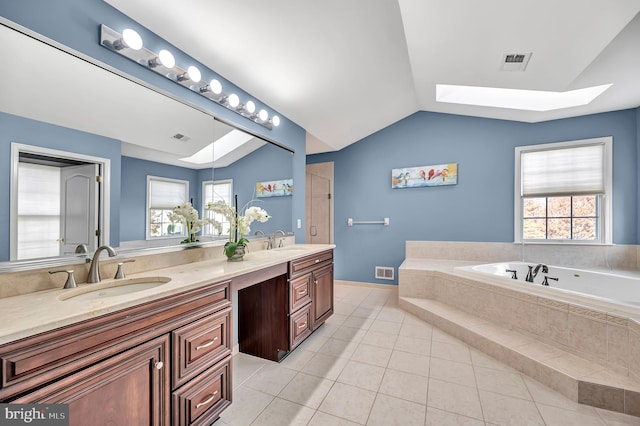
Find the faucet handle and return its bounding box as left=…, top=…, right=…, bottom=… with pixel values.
left=114, top=259, right=136, bottom=279
left=542, top=276, right=558, bottom=286
left=49, top=270, right=77, bottom=289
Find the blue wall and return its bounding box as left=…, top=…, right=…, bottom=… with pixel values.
left=309, top=109, right=639, bottom=285
left=1, top=0, right=307, bottom=242
left=120, top=157, right=204, bottom=242
left=0, top=112, right=122, bottom=260
left=213, top=143, right=294, bottom=235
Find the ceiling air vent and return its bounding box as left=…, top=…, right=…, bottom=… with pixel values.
left=500, top=52, right=532, bottom=72
left=172, top=133, right=191, bottom=142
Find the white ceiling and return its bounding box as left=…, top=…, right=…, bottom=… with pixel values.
left=106, top=1, right=640, bottom=154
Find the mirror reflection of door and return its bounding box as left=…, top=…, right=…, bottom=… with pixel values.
left=11, top=146, right=107, bottom=261
left=306, top=170, right=332, bottom=244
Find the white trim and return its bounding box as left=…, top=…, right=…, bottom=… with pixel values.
left=145, top=175, right=189, bottom=240
left=10, top=143, right=111, bottom=260
left=514, top=136, right=612, bottom=244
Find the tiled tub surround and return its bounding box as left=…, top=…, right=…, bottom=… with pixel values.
left=399, top=241, right=640, bottom=417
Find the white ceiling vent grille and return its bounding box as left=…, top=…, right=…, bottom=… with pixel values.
left=375, top=266, right=394, bottom=281
left=500, top=52, right=532, bottom=72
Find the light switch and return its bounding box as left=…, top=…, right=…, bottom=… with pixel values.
left=297, top=219, right=302, bottom=229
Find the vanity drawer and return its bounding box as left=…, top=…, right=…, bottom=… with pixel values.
left=289, top=304, right=312, bottom=349
left=289, top=275, right=312, bottom=312
left=172, top=307, right=232, bottom=389
left=172, top=357, right=231, bottom=426
left=289, top=250, right=333, bottom=277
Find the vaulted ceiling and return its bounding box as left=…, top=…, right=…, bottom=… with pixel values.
left=106, top=0, right=640, bottom=154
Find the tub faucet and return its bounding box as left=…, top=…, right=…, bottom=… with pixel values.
left=87, top=245, right=117, bottom=283
left=525, top=264, right=548, bottom=283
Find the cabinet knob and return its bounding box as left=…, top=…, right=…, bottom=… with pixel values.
left=154, top=361, right=164, bottom=370
left=315, top=259, right=320, bottom=263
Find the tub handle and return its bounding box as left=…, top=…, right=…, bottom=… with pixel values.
left=542, top=276, right=558, bottom=286
left=505, top=269, right=518, bottom=280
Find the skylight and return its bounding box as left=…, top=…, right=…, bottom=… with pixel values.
left=435, top=84, right=612, bottom=112
left=180, top=129, right=254, bottom=165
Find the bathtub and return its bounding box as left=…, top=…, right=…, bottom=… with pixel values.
left=456, top=261, right=640, bottom=308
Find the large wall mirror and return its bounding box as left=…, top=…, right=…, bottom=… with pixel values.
left=0, top=23, right=293, bottom=267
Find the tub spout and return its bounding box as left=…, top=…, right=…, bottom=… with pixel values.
left=526, top=264, right=548, bottom=283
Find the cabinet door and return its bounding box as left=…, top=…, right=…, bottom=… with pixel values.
left=312, top=263, right=334, bottom=328
left=11, top=335, right=170, bottom=426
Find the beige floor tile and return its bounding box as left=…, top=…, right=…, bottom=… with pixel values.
left=243, top=362, right=297, bottom=396
left=388, top=349, right=430, bottom=376
left=469, top=348, right=516, bottom=373
left=332, top=325, right=367, bottom=343
left=432, top=327, right=467, bottom=345
left=337, top=360, right=386, bottom=392
left=251, top=397, right=316, bottom=426
left=425, top=406, right=485, bottom=426
left=474, top=366, right=531, bottom=400
left=537, top=403, right=606, bottom=426
left=522, top=376, right=598, bottom=415
left=231, top=353, right=269, bottom=389
left=366, top=393, right=426, bottom=426
left=296, top=332, right=329, bottom=352
left=318, top=382, right=377, bottom=424
left=594, top=407, right=640, bottom=425
left=307, top=411, right=361, bottom=426
left=312, top=321, right=340, bottom=337
left=427, top=378, right=484, bottom=420
left=402, top=312, right=432, bottom=327
left=379, top=369, right=428, bottom=404
left=351, top=306, right=381, bottom=319
left=430, top=338, right=472, bottom=364
left=369, top=319, right=403, bottom=335
left=430, top=358, right=476, bottom=387
left=399, top=322, right=434, bottom=340
left=342, top=315, right=375, bottom=330
left=219, top=386, right=274, bottom=426
left=278, top=372, right=334, bottom=409
left=325, top=312, right=349, bottom=327
left=304, top=352, right=350, bottom=380
left=394, top=335, right=431, bottom=355
left=361, top=329, right=398, bottom=349
left=279, top=348, right=315, bottom=371
left=334, top=302, right=359, bottom=316
left=351, top=343, right=393, bottom=367
left=376, top=306, right=406, bottom=323
left=479, top=389, right=545, bottom=425
left=318, top=337, right=360, bottom=358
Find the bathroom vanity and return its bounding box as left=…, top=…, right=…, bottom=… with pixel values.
left=0, top=245, right=333, bottom=425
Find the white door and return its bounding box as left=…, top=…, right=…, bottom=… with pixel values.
left=60, top=164, right=100, bottom=255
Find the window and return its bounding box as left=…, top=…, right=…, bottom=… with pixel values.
left=202, top=179, right=233, bottom=237
left=147, top=176, right=188, bottom=239
left=514, top=137, right=612, bottom=244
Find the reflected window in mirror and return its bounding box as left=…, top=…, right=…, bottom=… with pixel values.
left=203, top=179, right=233, bottom=237
left=146, top=176, right=188, bottom=239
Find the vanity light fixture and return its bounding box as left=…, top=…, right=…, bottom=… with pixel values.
left=100, top=24, right=279, bottom=130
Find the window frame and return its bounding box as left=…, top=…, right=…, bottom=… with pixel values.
left=146, top=176, right=189, bottom=240
left=514, top=137, right=612, bottom=245
left=201, top=179, right=233, bottom=237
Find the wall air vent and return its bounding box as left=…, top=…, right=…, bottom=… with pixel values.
left=375, top=266, right=394, bottom=281
left=500, top=52, right=532, bottom=72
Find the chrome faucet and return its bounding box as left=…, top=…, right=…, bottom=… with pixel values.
left=525, top=264, right=548, bottom=283
left=87, top=245, right=117, bottom=283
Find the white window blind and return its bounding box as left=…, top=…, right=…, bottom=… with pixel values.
left=149, top=178, right=187, bottom=208
left=521, top=143, right=605, bottom=197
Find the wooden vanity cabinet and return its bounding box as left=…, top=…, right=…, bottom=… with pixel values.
left=238, top=249, right=334, bottom=362
left=0, top=281, right=233, bottom=426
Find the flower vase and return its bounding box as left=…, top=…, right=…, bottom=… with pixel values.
left=225, top=242, right=246, bottom=262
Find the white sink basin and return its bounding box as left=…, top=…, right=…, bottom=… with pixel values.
left=59, top=276, right=171, bottom=301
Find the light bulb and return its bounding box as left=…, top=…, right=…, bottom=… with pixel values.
left=187, top=66, right=201, bottom=83
left=149, top=49, right=175, bottom=68
left=258, top=109, right=269, bottom=122
left=114, top=28, right=143, bottom=50
left=271, top=115, right=281, bottom=126
left=209, top=79, right=223, bottom=95
left=245, top=100, right=256, bottom=114
left=228, top=93, right=240, bottom=108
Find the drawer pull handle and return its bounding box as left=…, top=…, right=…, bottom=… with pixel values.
left=297, top=289, right=307, bottom=296
left=315, top=259, right=320, bottom=263
left=154, top=361, right=163, bottom=370
left=195, top=391, right=219, bottom=408
left=196, top=337, right=219, bottom=350
left=298, top=322, right=307, bottom=329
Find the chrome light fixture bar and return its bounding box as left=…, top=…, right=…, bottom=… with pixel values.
left=100, top=25, right=280, bottom=129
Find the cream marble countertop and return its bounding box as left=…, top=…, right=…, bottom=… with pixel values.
left=0, top=244, right=334, bottom=345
